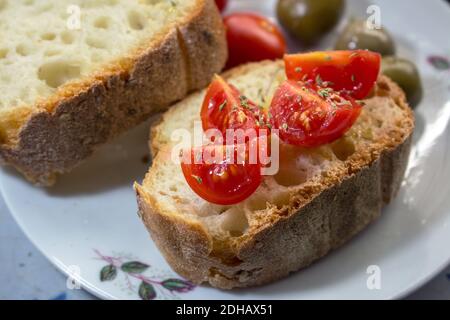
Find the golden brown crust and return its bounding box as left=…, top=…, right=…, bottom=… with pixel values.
left=135, top=183, right=216, bottom=284
left=136, top=67, right=415, bottom=289
left=0, top=0, right=227, bottom=185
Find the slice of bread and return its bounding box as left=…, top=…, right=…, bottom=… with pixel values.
left=135, top=60, right=415, bottom=289
left=0, top=0, right=226, bottom=185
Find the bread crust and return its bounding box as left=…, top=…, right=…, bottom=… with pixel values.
left=0, top=0, right=227, bottom=185
left=135, top=67, right=415, bottom=289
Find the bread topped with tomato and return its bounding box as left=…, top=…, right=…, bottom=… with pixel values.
left=135, top=51, right=415, bottom=289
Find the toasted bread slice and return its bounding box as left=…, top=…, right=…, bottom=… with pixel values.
left=0, top=0, right=226, bottom=185
left=135, top=60, right=414, bottom=289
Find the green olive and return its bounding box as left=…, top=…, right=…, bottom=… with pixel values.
left=277, top=0, right=345, bottom=45
left=382, top=56, right=423, bottom=108
left=335, top=19, right=396, bottom=56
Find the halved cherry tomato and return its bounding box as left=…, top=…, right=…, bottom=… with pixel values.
left=215, top=0, right=227, bottom=13
left=180, top=144, right=262, bottom=205
left=224, top=13, right=287, bottom=69
left=270, top=80, right=362, bottom=147
left=284, top=50, right=381, bottom=99
left=201, top=75, right=268, bottom=137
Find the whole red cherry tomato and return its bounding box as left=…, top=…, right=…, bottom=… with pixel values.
left=284, top=50, right=381, bottom=99
left=270, top=80, right=362, bottom=147
left=180, top=144, right=262, bottom=205
left=215, top=0, right=227, bottom=13
left=224, top=13, right=287, bottom=69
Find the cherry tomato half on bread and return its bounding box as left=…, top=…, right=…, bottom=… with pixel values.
left=180, top=144, right=262, bottom=205
left=284, top=50, right=381, bottom=99
left=201, top=75, right=268, bottom=137
left=270, top=80, right=362, bottom=147
left=215, top=0, right=227, bottom=13
left=224, top=13, right=287, bottom=69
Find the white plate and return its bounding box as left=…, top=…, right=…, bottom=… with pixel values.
left=2, top=0, right=450, bottom=300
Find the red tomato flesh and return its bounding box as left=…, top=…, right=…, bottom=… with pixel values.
left=201, top=75, right=268, bottom=137
left=180, top=144, right=262, bottom=205
left=270, top=80, right=362, bottom=147
left=215, top=0, right=227, bottom=12
left=224, top=13, right=287, bottom=69
left=284, top=50, right=381, bottom=100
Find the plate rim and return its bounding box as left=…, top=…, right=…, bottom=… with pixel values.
left=0, top=182, right=117, bottom=300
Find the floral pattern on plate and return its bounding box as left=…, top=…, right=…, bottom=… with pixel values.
left=428, top=55, right=450, bottom=71
left=94, top=250, right=195, bottom=300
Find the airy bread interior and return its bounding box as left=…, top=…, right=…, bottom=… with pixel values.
left=143, top=61, right=413, bottom=245
left=0, top=0, right=196, bottom=110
